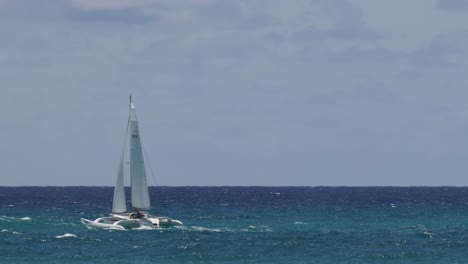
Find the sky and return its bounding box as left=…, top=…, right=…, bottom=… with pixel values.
left=2, top=0, right=468, bottom=186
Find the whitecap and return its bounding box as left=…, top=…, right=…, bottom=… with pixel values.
left=0, top=215, right=16, bottom=221
left=1, top=229, right=21, bottom=235
left=0, top=216, right=31, bottom=222
left=294, top=222, right=307, bottom=225
left=423, top=231, right=433, bottom=237
left=56, top=233, right=77, bottom=239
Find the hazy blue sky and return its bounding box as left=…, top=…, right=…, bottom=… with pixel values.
left=2, top=0, right=468, bottom=186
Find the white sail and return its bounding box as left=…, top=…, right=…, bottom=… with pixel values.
left=129, top=98, right=151, bottom=211
left=112, top=118, right=129, bottom=213
left=112, top=150, right=127, bottom=213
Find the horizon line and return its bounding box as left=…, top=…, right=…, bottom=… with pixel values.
left=0, top=185, right=467, bottom=188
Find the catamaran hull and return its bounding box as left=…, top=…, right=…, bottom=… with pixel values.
left=80, top=215, right=176, bottom=230
left=115, top=219, right=152, bottom=229
left=81, top=216, right=157, bottom=229
left=111, top=213, right=183, bottom=227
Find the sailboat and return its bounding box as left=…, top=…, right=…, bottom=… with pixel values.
left=81, top=96, right=183, bottom=229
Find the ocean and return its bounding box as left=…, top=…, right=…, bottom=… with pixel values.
left=1, top=187, right=468, bottom=263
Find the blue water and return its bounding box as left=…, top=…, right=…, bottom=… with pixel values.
left=1, top=187, right=468, bottom=263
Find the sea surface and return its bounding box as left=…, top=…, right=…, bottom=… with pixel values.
left=1, top=187, right=468, bottom=263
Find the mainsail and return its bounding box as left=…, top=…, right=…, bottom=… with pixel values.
left=129, top=98, right=151, bottom=210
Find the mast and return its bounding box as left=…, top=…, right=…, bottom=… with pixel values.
left=129, top=96, right=151, bottom=211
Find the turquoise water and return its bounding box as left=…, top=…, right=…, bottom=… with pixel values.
left=1, top=187, right=468, bottom=263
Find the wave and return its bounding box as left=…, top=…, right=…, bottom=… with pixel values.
left=240, top=225, right=273, bottom=232
left=174, top=225, right=222, bottom=232
left=1, top=229, right=21, bottom=235
left=174, top=225, right=272, bottom=233
left=56, top=233, right=77, bottom=239
left=0, top=216, right=13, bottom=222
left=0, top=216, right=32, bottom=222
left=190, top=226, right=222, bottom=232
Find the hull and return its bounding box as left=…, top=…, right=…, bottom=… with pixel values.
left=81, top=215, right=182, bottom=229
left=114, top=213, right=183, bottom=227
left=80, top=213, right=181, bottom=230
left=80, top=216, right=156, bottom=230
left=115, top=219, right=151, bottom=229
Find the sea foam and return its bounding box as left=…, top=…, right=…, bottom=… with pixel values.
left=56, top=233, right=77, bottom=239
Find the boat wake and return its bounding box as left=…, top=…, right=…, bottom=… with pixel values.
left=181, top=226, right=223, bottom=232
left=174, top=225, right=273, bottom=233
left=133, top=225, right=154, bottom=231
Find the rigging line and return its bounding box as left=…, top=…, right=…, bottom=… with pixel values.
left=142, top=143, right=158, bottom=187
left=117, top=116, right=130, bottom=180
left=121, top=116, right=130, bottom=154
left=135, top=119, right=158, bottom=187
